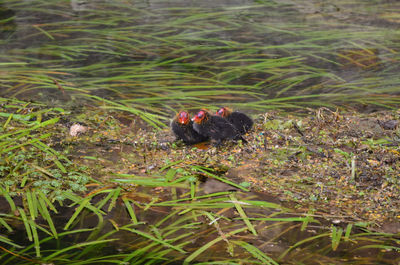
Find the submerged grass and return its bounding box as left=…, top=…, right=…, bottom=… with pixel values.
left=1, top=0, right=400, bottom=126
left=2, top=186, right=397, bottom=264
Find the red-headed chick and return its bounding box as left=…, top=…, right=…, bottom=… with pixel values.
left=192, top=109, right=245, bottom=145
left=216, top=107, right=253, bottom=135
left=171, top=111, right=209, bottom=145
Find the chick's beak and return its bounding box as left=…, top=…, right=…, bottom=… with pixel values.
left=192, top=116, right=199, bottom=123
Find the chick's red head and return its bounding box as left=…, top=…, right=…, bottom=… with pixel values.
left=216, top=107, right=231, bottom=117
left=177, top=111, right=190, bottom=125
left=192, top=110, right=208, bottom=124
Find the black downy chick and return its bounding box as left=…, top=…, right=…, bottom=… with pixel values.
left=216, top=107, right=253, bottom=135
left=171, top=111, right=209, bottom=145
left=192, top=109, right=245, bottom=145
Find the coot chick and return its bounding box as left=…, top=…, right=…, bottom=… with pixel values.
left=192, top=109, right=244, bottom=145
left=171, top=111, right=209, bottom=145
left=216, top=107, right=253, bottom=134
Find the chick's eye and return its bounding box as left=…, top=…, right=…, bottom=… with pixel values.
left=217, top=109, right=224, bottom=115
left=198, top=111, right=204, bottom=118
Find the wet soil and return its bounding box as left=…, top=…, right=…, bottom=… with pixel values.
left=59, top=107, right=400, bottom=232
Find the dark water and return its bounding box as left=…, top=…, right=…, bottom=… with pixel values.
left=0, top=0, right=399, bottom=111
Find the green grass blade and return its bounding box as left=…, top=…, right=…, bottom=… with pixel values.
left=184, top=227, right=248, bottom=264
left=229, top=194, right=257, bottom=236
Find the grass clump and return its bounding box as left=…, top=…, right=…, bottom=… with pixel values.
left=0, top=98, right=91, bottom=198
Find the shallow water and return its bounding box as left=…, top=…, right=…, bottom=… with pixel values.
left=1, top=186, right=398, bottom=264
left=1, top=0, right=399, bottom=111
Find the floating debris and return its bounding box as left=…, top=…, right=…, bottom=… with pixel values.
left=69, top=123, right=88, bottom=136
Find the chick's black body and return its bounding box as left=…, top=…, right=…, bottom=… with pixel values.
left=171, top=111, right=208, bottom=145
left=216, top=107, right=253, bottom=135
left=192, top=110, right=243, bottom=144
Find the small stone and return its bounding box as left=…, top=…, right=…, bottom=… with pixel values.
left=378, top=120, right=398, bottom=130
left=160, top=142, right=169, bottom=150
left=147, top=164, right=156, bottom=170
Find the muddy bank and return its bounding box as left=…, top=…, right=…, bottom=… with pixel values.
left=57, top=108, right=400, bottom=230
